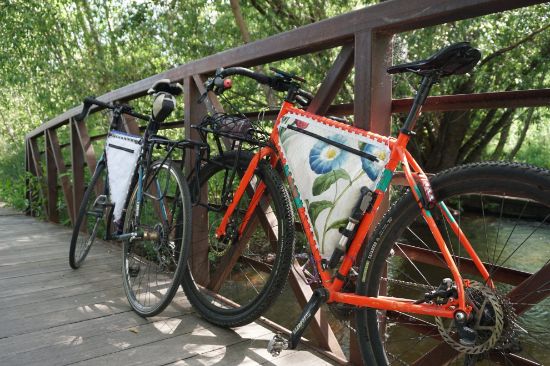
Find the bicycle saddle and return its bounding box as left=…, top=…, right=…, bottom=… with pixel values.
left=147, top=79, right=184, bottom=96
left=387, top=42, right=481, bottom=77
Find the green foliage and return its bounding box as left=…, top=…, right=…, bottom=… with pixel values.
left=0, top=0, right=548, bottom=212
left=0, top=144, right=28, bottom=210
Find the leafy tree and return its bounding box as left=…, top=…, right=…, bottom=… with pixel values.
left=0, top=0, right=548, bottom=209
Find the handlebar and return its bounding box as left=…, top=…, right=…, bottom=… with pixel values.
left=200, top=67, right=313, bottom=107
left=74, top=97, right=150, bottom=122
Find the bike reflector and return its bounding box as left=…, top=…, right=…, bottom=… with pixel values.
left=105, top=131, right=142, bottom=222
left=277, top=110, right=390, bottom=256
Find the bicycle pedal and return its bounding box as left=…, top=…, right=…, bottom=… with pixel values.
left=129, top=264, right=140, bottom=278
left=267, top=332, right=288, bottom=356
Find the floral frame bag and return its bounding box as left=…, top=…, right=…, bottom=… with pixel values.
left=277, top=111, right=391, bottom=257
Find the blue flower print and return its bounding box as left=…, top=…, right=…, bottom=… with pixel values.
left=361, top=143, right=386, bottom=180
left=309, top=135, right=349, bottom=174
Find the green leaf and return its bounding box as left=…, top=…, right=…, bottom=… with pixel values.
left=308, top=200, right=333, bottom=223
left=312, top=169, right=351, bottom=196
left=325, top=218, right=349, bottom=233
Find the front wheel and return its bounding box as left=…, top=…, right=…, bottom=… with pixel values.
left=122, top=160, right=191, bottom=317
left=69, top=162, right=110, bottom=269
left=181, top=151, right=295, bottom=327
left=356, top=162, right=550, bottom=365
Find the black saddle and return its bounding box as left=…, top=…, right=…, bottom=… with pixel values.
left=147, top=79, right=184, bottom=96
left=387, top=42, right=481, bottom=77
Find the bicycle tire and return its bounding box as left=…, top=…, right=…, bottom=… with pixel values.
left=122, top=159, right=192, bottom=317
left=356, top=162, right=550, bottom=365
left=181, top=151, right=295, bottom=327
left=69, top=162, right=109, bottom=269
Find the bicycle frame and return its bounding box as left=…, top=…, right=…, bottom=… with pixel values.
left=214, top=100, right=495, bottom=319
left=100, top=123, right=204, bottom=242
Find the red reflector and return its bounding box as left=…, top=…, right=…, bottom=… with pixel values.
left=224, top=79, right=232, bottom=89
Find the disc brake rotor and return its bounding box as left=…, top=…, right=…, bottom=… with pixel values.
left=435, top=281, right=505, bottom=355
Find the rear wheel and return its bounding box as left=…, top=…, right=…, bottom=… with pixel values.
left=357, top=162, right=550, bottom=365
left=69, top=162, right=110, bottom=269
left=181, top=151, right=295, bottom=327
left=122, top=160, right=191, bottom=317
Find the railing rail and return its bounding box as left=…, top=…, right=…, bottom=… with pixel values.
left=24, top=1, right=549, bottom=364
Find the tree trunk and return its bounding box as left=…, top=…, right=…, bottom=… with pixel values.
left=508, top=108, right=535, bottom=160
left=464, top=108, right=515, bottom=163
left=230, top=0, right=277, bottom=108
left=490, top=122, right=511, bottom=160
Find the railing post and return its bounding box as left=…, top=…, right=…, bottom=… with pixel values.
left=184, top=75, right=210, bottom=286
left=351, top=29, right=393, bottom=365
left=28, top=136, right=48, bottom=218
left=47, top=129, right=75, bottom=225
left=25, top=139, right=32, bottom=216
left=307, top=43, right=355, bottom=115
left=45, top=129, right=59, bottom=223
left=70, top=118, right=85, bottom=223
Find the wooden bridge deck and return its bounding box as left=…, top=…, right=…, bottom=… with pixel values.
left=0, top=206, right=333, bottom=366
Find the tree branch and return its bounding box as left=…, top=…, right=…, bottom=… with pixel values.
left=479, top=22, right=550, bottom=67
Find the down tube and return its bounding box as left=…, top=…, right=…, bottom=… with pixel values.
left=214, top=147, right=276, bottom=239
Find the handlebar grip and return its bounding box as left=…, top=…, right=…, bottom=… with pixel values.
left=74, top=97, right=95, bottom=121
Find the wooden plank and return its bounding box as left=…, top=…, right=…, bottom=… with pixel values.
left=0, top=206, right=334, bottom=365
left=193, top=74, right=225, bottom=113
left=122, top=113, right=141, bottom=135
left=165, top=330, right=330, bottom=366
left=0, top=256, right=119, bottom=281
left=60, top=320, right=314, bottom=366
left=392, top=88, right=550, bottom=113
left=0, top=276, right=122, bottom=310
left=353, top=30, right=371, bottom=130
left=46, top=129, right=74, bottom=224
left=73, top=118, right=98, bottom=176
left=247, top=87, right=550, bottom=120
left=25, top=140, right=31, bottom=215
left=25, top=0, right=544, bottom=139
left=353, top=31, right=392, bottom=132
left=307, top=44, right=354, bottom=115
left=0, top=311, right=152, bottom=361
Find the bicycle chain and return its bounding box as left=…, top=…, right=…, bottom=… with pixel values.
left=384, top=277, right=436, bottom=291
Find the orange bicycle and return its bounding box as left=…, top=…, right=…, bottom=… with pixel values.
left=182, top=43, right=550, bottom=365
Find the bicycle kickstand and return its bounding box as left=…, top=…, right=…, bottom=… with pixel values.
left=267, top=288, right=329, bottom=356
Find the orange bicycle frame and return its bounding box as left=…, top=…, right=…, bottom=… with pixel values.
left=214, top=100, right=493, bottom=319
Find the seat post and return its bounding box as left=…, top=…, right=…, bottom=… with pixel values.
left=401, top=73, right=438, bottom=134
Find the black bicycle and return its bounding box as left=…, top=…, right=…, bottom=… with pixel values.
left=69, top=80, right=207, bottom=317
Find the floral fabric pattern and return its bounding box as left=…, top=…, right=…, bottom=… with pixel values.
left=278, top=113, right=390, bottom=257
left=309, top=135, right=349, bottom=174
